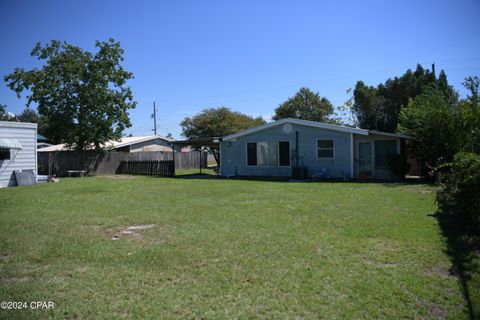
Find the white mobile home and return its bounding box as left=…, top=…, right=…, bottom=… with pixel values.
left=0, top=121, right=37, bottom=187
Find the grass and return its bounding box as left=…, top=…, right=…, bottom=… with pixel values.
left=0, top=176, right=476, bottom=319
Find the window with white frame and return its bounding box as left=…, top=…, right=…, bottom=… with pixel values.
left=317, top=140, right=334, bottom=159
left=247, top=141, right=290, bottom=167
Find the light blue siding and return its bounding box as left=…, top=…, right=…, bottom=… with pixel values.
left=220, top=123, right=352, bottom=178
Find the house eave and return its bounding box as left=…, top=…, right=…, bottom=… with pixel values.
left=109, top=135, right=172, bottom=149
left=0, top=121, right=37, bottom=129
left=369, top=130, right=415, bottom=140
left=223, top=118, right=369, bottom=141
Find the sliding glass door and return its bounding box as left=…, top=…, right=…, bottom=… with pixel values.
left=358, top=141, right=372, bottom=176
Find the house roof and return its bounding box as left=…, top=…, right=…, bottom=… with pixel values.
left=0, top=120, right=37, bottom=129
left=38, top=135, right=172, bottom=152
left=37, top=133, right=49, bottom=142
left=111, top=135, right=172, bottom=148
left=368, top=130, right=415, bottom=140
left=222, top=118, right=415, bottom=141
left=173, top=137, right=221, bottom=148
left=223, top=118, right=369, bottom=141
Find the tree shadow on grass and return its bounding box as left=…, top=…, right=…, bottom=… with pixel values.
left=432, top=209, right=480, bottom=320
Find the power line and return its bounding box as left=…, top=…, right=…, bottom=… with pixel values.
left=152, top=58, right=480, bottom=107
left=126, top=58, right=480, bottom=135
left=130, top=120, right=152, bottom=131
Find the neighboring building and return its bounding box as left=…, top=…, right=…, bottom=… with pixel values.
left=219, top=118, right=414, bottom=179
left=0, top=121, right=37, bottom=187
left=37, top=133, right=52, bottom=149
left=38, top=135, right=177, bottom=153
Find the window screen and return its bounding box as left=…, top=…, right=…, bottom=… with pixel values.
left=267, top=142, right=278, bottom=166
left=257, top=142, right=268, bottom=166
left=247, top=143, right=257, bottom=166
left=317, top=140, right=334, bottom=159
left=0, top=148, right=10, bottom=160
left=375, top=140, right=397, bottom=169
left=247, top=142, right=282, bottom=166
left=257, top=142, right=278, bottom=166
left=279, top=141, right=290, bottom=166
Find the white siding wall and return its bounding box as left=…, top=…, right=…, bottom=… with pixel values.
left=0, top=121, right=37, bottom=187
left=129, top=138, right=175, bottom=152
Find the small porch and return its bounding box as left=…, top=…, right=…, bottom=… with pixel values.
left=353, top=132, right=417, bottom=180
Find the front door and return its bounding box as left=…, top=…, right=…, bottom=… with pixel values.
left=358, top=142, right=373, bottom=177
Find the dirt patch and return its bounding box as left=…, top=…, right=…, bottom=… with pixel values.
left=416, top=299, right=446, bottom=320
left=424, top=266, right=455, bottom=279
left=75, top=266, right=90, bottom=273
left=111, top=224, right=155, bottom=241
left=89, top=225, right=104, bottom=233
left=0, top=253, right=15, bottom=262
left=22, top=264, right=49, bottom=274
left=418, top=189, right=434, bottom=194
left=1, top=276, right=31, bottom=285
left=357, top=254, right=399, bottom=268
left=403, top=186, right=438, bottom=194
left=97, top=175, right=136, bottom=180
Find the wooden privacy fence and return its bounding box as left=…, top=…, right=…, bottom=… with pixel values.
left=118, top=160, right=175, bottom=177
left=37, top=151, right=208, bottom=177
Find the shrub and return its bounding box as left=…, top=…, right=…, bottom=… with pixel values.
left=387, top=154, right=411, bottom=179
left=437, top=152, right=480, bottom=228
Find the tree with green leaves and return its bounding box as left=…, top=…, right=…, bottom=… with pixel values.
left=353, top=64, right=458, bottom=132
left=181, top=107, right=265, bottom=164
left=0, top=104, right=15, bottom=121
left=460, top=76, right=480, bottom=154
left=398, top=87, right=462, bottom=171
left=181, top=107, right=265, bottom=139
left=16, top=107, right=40, bottom=123
left=436, top=77, right=480, bottom=229
left=4, top=39, right=136, bottom=150
left=16, top=108, right=49, bottom=136
left=350, top=81, right=386, bottom=129
left=273, top=87, right=335, bottom=123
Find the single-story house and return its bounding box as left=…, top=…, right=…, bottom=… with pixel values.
left=219, top=118, right=414, bottom=179
left=0, top=121, right=37, bottom=187
left=38, top=135, right=178, bottom=153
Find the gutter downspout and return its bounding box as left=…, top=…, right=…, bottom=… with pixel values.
left=295, top=131, right=299, bottom=167
left=350, top=133, right=354, bottom=179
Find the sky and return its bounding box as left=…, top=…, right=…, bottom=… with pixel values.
left=0, top=0, right=479, bottom=139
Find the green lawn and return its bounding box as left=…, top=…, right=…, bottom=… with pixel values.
left=0, top=176, right=474, bottom=319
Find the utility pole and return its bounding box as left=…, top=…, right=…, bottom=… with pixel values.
left=432, top=63, right=436, bottom=78
left=152, top=101, right=157, bottom=135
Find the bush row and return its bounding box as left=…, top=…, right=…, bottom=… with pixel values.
left=436, top=152, right=480, bottom=229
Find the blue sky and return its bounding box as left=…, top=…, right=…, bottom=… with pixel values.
left=1, top=0, right=479, bottom=138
